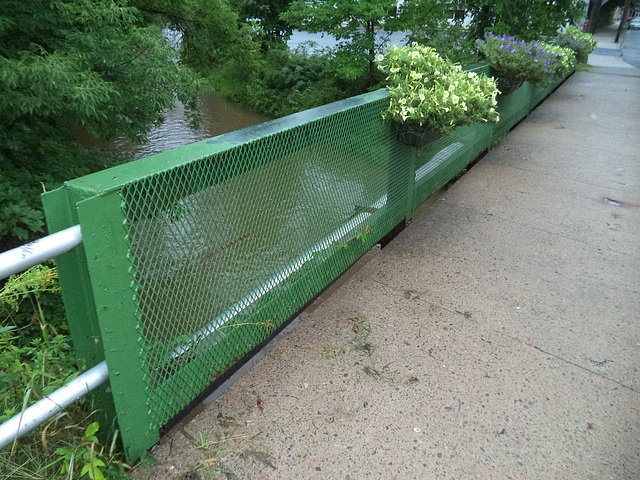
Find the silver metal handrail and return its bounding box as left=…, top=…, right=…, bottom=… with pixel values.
left=0, top=361, right=109, bottom=450
left=0, top=225, right=82, bottom=280
left=0, top=225, right=110, bottom=450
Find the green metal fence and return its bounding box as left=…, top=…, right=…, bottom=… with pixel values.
left=42, top=65, right=570, bottom=462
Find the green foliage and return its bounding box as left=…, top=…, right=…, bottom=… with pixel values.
left=343, top=225, right=371, bottom=250
left=134, top=0, right=259, bottom=76
left=282, top=0, right=398, bottom=86
left=557, top=25, right=597, bottom=62
left=231, top=0, right=294, bottom=50
left=0, top=0, right=212, bottom=247
left=0, top=179, right=45, bottom=242
left=212, top=45, right=350, bottom=117
left=0, top=0, right=204, bottom=143
left=400, top=0, right=478, bottom=63
left=0, top=264, right=59, bottom=312
left=458, top=0, right=587, bottom=40
left=378, top=44, right=499, bottom=133
left=0, top=265, right=130, bottom=479
left=52, top=422, right=130, bottom=480
left=418, top=26, right=481, bottom=65
left=0, top=265, right=73, bottom=421
left=477, top=33, right=576, bottom=85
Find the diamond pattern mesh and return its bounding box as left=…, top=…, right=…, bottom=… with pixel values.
left=120, top=97, right=408, bottom=426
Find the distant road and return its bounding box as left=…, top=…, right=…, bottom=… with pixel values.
left=622, top=29, right=640, bottom=68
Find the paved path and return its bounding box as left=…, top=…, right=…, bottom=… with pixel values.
left=135, top=30, right=640, bottom=480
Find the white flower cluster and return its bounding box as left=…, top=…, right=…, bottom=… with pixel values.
left=377, top=43, right=500, bottom=134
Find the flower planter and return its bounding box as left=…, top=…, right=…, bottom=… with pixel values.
left=378, top=44, right=500, bottom=142
left=479, top=34, right=575, bottom=92
left=491, top=69, right=524, bottom=96
left=395, top=123, right=443, bottom=148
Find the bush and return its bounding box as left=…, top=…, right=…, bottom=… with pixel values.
left=377, top=43, right=499, bottom=134
left=477, top=33, right=576, bottom=85
left=212, top=45, right=355, bottom=118
left=557, top=26, right=597, bottom=63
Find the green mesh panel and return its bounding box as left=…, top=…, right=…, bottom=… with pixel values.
left=530, top=81, right=558, bottom=110
left=42, top=70, right=570, bottom=461
left=413, top=122, right=494, bottom=208
left=492, top=82, right=533, bottom=139
left=120, top=96, right=408, bottom=429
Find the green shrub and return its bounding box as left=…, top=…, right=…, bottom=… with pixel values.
left=477, top=33, right=576, bottom=84
left=557, top=26, right=597, bottom=63
left=377, top=43, right=499, bottom=134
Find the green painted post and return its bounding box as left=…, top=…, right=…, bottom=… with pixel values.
left=41, top=187, right=117, bottom=433
left=76, top=192, right=157, bottom=462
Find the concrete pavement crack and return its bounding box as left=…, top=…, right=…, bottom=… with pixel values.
left=452, top=203, right=640, bottom=259
left=368, top=278, right=640, bottom=395
left=491, top=329, right=640, bottom=395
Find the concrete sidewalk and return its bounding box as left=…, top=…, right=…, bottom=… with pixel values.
left=590, top=23, right=640, bottom=74
left=135, top=33, right=640, bottom=480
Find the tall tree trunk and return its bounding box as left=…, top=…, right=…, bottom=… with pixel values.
left=587, top=0, right=602, bottom=34
left=615, top=0, right=631, bottom=43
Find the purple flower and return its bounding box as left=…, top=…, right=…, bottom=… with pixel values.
left=505, top=44, right=510, bottom=51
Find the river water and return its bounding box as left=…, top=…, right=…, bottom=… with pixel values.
left=110, top=29, right=410, bottom=161
left=111, top=93, right=273, bottom=161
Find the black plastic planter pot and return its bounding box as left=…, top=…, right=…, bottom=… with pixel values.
left=395, top=123, right=443, bottom=148
left=490, top=69, right=524, bottom=96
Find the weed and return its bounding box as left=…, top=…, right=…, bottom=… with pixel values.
left=343, top=225, right=372, bottom=250
left=0, top=265, right=130, bottom=479
left=50, top=422, right=130, bottom=480
left=350, top=316, right=371, bottom=334
left=322, top=347, right=344, bottom=358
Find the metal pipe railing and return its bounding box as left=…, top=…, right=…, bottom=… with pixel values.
left=0, top=225, right=107, bottom=450
left=0, top=225, right=82, bottom=280
left=0, top=361, right=109, bottom=450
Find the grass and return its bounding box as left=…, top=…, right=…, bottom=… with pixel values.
left=0, top=265, right=130, bottom=479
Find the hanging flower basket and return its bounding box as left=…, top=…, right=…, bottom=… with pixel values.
left=478, top=33, right=576, bottom=88
left=556, top=26, right=596, bottom=65
left=377, top=44, right=500, bottom=140
left=395, top=123, right=443, bottom=148
left=575, top=52, right=589, bottom=64
left=490, top=69, right=524, bottom=96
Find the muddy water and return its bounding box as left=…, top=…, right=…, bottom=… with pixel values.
left=111, top=93, right=273, bottom=161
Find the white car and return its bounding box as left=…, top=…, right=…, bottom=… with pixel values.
left=628, top=18, right=640, bottom=30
